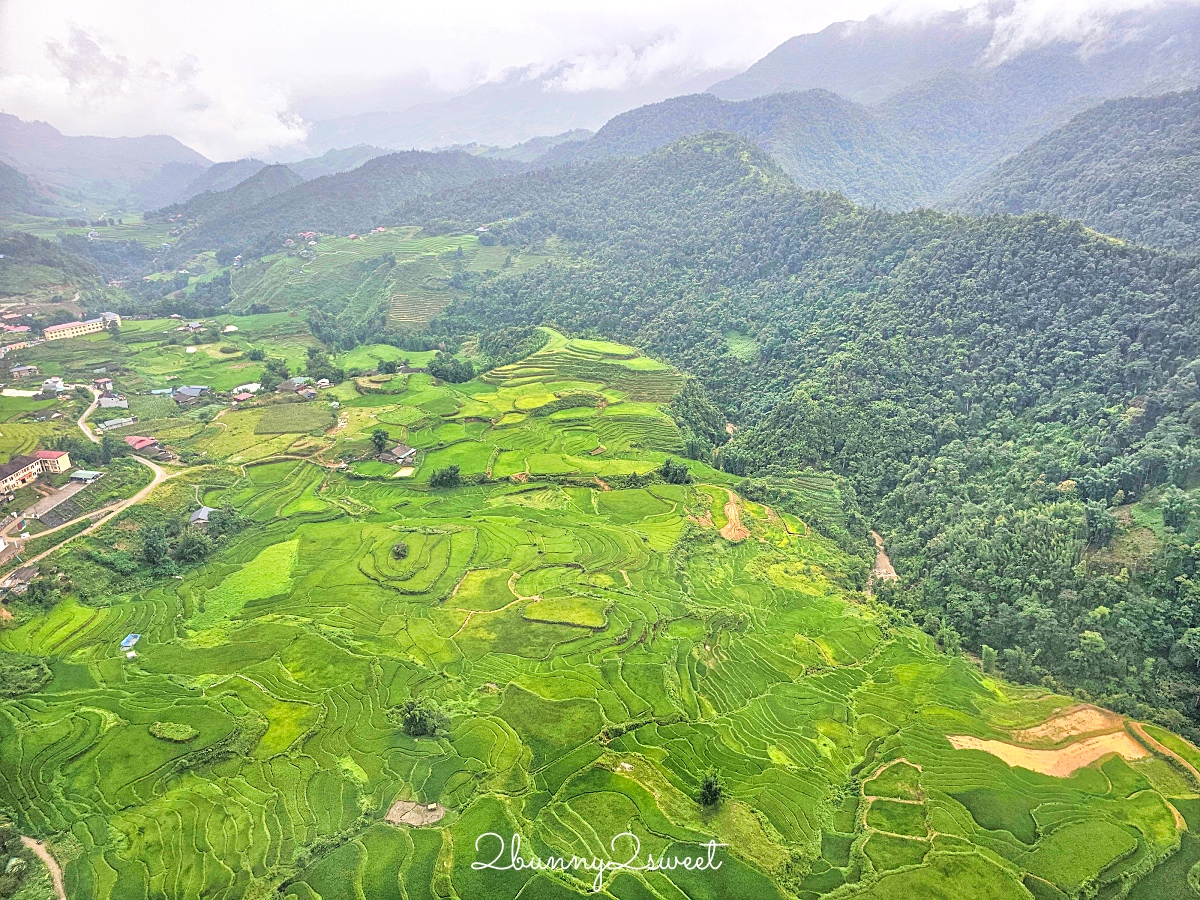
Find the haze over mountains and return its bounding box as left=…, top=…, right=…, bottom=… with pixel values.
left=3, top=0, right=1200, bottom=253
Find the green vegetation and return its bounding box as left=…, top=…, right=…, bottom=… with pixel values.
left=150, top=721, right=199, bottom=742
left=0, top=329, right=1193, bottom=899
left=959, top=88, right=1200, bottom=250
left=408, top=133, right=1200, bottom=735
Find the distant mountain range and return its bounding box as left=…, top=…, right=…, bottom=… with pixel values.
left=169, top=151, right=521, bottom=257
left=302, top=62, right=736, bottom=155
left=954, top=88, right=1200, bottom=250
left=0, top=113, right=210, bottom=212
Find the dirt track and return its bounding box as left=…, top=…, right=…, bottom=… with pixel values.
left=21, top=836, right=66, bottom=900
left=719, top=490, right=749, bottom=541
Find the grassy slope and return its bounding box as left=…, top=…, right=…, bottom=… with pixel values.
left=0, top=331, right=1191, bottom=899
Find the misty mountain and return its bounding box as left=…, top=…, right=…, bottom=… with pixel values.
left=539, top=91, right=927, bottom=208
left=713, top=2, right=1200, bottom=106
left=303, top=61, right=737, bottom=153
left=286, top=145, right=389, bottom=180
left=0, top=159, right=55, bottom=216
left=954, top=89, right=1200, bottom=250
left=154, top=164, right=305, bottom=226
left=172, top=150, right=521, bottom=256
left=178, top=159, right=269, bottom=202
left=710, top=8, right=993, bottom=103
left=0, top=113, right=210, bottom=211
left=476, top=129, right=593, bottom=163
left=531, top=3, right=1200, bottom=210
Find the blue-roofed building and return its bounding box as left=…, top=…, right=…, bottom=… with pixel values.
left=120, top=633, right=140, bottom=650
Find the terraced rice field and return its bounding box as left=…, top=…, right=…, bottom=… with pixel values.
left=1, top=331, right=1198, bottom=898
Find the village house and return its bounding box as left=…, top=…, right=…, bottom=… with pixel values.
left=189, top=506, right=214, bottom=528
left=380, top=443, right=418, bottom=465
left=123, top=435, right=159, bottom=452
left=41, top=376, right=67, bottom=393
left=94, top=376, right=113, bottom=391
left=70, top=470, right=103, bottom=484
left=172, top=385, right=210, bottom=405
left=98, top=415, right=137, bottom=430
left=43, top=311, right=121, bottom=342
left=98, top=391, right=128, bottom=409
left=0, top=449, right=72, bottom=493
left=10, top=364, right=38, bottom=378
left=33, top=450, right=71, bottom=474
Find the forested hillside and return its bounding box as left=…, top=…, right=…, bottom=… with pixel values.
left=403, top=134, right=1200, bottom=732
left=151, top=164, right=304, bottom=227
left=956, top=89, right=1200, bottom=250
left=540, top=91, right=930, bottom=208
left=170, top=151, right=521, bottom=258
left=0, top=159, right=49, bottom=215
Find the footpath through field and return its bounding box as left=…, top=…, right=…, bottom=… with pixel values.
left=20, top=836, right=66, bottom=900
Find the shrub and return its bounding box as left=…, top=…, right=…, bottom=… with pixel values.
left=397, top=698, right=449, bottom=737
left=392, top=541, right=409, bottom=560
left=430, top=465, right=461, bottom=488
left=698, top=769, right=724, bottom=807
left=151, top=721, right=199, bottom=742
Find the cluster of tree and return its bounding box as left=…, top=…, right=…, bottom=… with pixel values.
left=259, top=357, right=291, bottom=392
left=474, top=325, right=549, bottom=370
left=59, top=234, right=154, bottom=279
left=400, top=133, right=1200, bottom=732
left=659, top=458, right=692, bottom=484
left=426, top=352, right=473, bottom=383
left=394, top=697, right=450, bottom=737
left=303, top=346, right=344, bottom=384
left=957, top=88, right=1200, bottom=250
left=430, top=465, right=461, bottom=488
left=50, top=434, right=130, bottom=468
left=0, top=649, right=51, bottom=698
left=138, top=507, right=248, bottom=575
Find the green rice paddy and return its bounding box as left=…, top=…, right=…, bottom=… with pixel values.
left=0, top=329, right=1197, bottom=898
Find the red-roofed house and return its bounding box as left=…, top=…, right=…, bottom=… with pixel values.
left=232, top=392, right=254, bottom=403
left=123, top=435, right=159, bottom=452
left=33, top=450, right=71, bottom=474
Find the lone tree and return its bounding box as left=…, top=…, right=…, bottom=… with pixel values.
left=430, top=465, right=461, bottom=488
left=399, top=697, right=449, bottom=737
left=371, top=428, right=390, bottom=456
left=392, top=541, right=409, bottom=560
left=698, top=769, right=724, bottom=807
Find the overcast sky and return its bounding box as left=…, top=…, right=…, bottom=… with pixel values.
left=0, top=0, right=1175, bottom=160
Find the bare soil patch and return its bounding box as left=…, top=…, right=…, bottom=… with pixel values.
left=1012, top=704, right=1123, bottom=744
left=720, top=490, right=749, bottom=542
left=947, top=731, right=1148, bottom=777
left=870, top=531, right=898, bottom=581
left=385, top=799, right=446, bottom=827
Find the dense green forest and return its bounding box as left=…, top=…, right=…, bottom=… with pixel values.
left=403, top=134, right=1200, bottom=733
left=957, top=89, right=1200, bottom=250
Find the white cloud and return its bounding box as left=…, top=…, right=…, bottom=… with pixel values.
left=0, top=0, right=1184, bottom=159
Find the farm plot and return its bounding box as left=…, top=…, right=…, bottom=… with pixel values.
left=0, top=328, right=1196, bottom=900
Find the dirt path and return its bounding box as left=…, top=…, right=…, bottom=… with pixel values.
left=20, top=836, right=66, bottom=900
left=870, top=531, right=898, bottom=581
left=1130, top=721, right=1200, bottom=786
left=719, top=490, right=749, bottom=542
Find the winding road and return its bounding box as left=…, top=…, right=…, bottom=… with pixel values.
left=7, top=386, right=179, bottom=568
